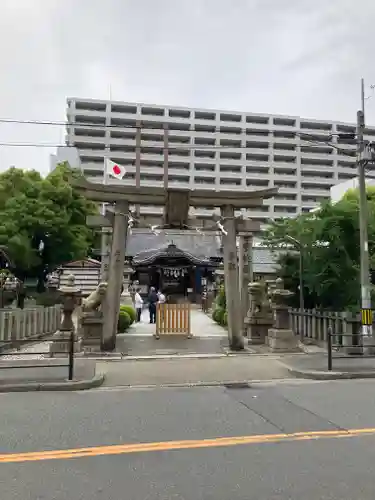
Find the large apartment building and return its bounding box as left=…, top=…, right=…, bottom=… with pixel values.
left=65, top=98, right=375, bottom=225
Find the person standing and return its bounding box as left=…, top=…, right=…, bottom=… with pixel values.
left=157, top=290, right=166, bottom=325
left=134, top=288, right=143, bottom=322
left=157, top=290, right=166, bottom=304
left=16, top=280, right=26, bottom=309
left=148, top=286, right=158, bottom=324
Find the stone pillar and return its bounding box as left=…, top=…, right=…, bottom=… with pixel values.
left=342, top=312, right=363, bottom=355
left=221, top=205, right=244, bottom=350
left=50, top=275, right=81, bottom=357
left=267, top=278, right=300, bottom=352
left=238, top=236, right=244, bottom=305
left=100, top=229, right=111, bottom=282
left=239, top=233, right=253, bottom=336
left=81, top=310, right=104, bottom=354
left=102, top=201, right=129, bottom=351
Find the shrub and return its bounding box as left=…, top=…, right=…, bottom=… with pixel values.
left=215, top=286, right=226, bottom=309
left=222, top=311, right=228, bottom=326
left=118, top=311, right=131, bottom=333
left=120, top=305, right=136, bottom=325
left=212, top=307, right=225, bottom=325
left=35, top=291, right=62, bottom=307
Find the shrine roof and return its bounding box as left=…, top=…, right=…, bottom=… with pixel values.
left=132, top=243, right=214, bottom=267
left=127, top=229, right=222, bottom=263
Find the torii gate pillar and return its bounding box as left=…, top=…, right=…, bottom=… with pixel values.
left=101, top=200, right=129, bottom=351
left=221, top=205, right=244, bottom=350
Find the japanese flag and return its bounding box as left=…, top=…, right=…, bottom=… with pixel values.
left=105, top=158, right=126, bottom=180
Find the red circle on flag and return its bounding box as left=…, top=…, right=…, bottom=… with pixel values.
left=112, top=164, right=121, bottom=175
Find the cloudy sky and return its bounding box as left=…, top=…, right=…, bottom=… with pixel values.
left=1, top=0, right=375, bottom=174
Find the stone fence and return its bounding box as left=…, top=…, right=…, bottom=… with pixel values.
left=290, top=309, right=362, bottom=344
left=0, top=305, right=61, bottom=346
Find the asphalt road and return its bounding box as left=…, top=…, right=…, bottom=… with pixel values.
left=2, top=379, right=375, bottom=499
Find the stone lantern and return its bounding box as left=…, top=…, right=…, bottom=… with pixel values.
left=121, top=271, right=136, bottom=306
left=50, top=274, right=82, bottom=356
left=267, top=277, right=300, bottom=352
left=245, top=281, right=273, bottom=344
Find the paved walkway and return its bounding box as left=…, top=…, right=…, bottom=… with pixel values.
left=124, top=308, right=227, bottom=338
left=116, top=308, right=228, bottom=356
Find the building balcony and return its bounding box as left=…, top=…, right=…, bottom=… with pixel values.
left=301, top=187, right=331, bottom=196
left=301, top=176, right=334, bottom=185
left=270, top=197, right=298, bottom=206
left=219, top=170, right=243, bottom=179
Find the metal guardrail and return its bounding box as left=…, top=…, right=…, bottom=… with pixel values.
left=327, top=326, right=375, bottom=371
left=0, top=331, right=75, bottom=380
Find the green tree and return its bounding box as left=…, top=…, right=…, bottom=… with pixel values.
left=0, top=163, right=98, bottom=290
left=262, top=189, right=375, bottom=311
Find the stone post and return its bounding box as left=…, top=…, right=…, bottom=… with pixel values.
left=100, top=229, right=111, bottom=282
left=245, top=281, right=273, bottom=344
left=102, top=200, right=129, bottom=351
left=342, top=311, right=363, bottom=355
left=267, top=277, right=301, bottom=352
left=221, top=205, right=244, bottom=350
left=239, top=233, right=253, bottom=336
left=50, top=275, right=81, bottom=357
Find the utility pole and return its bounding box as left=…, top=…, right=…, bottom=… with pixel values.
left=357, top=78, right=372, bottom=337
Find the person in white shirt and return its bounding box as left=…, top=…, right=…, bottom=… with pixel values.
left=157, top=290, right=166, bottom=324
left=157, top=291, right=166, bottom=304
left=134, top=288, right=143, bottom=322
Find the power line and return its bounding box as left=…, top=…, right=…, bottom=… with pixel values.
left=0, top=117, right=359, bottom=156
left=0, top=116, right=355, bottom=142
left=0, top=139, right=357, bottom=155
left=0, top=142, right=357, bottom=160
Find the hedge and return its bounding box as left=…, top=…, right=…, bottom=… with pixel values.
left=118, top=311, right=131, bottom=332
left=120, top=304, right=136, bottom=325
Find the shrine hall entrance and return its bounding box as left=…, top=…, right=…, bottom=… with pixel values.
left=149, top=265, right=191, bottom=297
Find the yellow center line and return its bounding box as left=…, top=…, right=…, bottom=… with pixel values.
left=1, top=427, right=375, bottom=464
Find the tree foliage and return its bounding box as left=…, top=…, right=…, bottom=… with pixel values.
left=262, top=188, right=375, bottom=311
left=0, top=163, right=98, bottom=287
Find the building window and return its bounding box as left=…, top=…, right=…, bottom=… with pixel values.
left=246, top=115, right=269, bottom=125
left=195, top=111, right=216, bottom=120
left=111, top=104, right=137, bottom=114
left=194, top=177, right=215, bottom=184
left=169, top=109, right=191, bottom=118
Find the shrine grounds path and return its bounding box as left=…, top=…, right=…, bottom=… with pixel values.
left=2, top=379, right=375, bottom=499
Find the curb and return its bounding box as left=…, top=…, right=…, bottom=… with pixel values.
left=0, top=373, right=105, bottom=393
left=97, top=353, right=229, bottom=361
left=83, top=353, right=284, bottom=362
left=81, top=351, right=260, bottom=362
left=96, top=378, right=298, bottom=390
left=284, top=365, right=375, bottom=380
left=100, top=380, right=256, bottom=389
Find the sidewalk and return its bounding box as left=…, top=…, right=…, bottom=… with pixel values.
left=280, top=353, right=375, bottom=380
left=0, top=343, right=103, bottom=391
left=97, top=355, right=291, bottom=387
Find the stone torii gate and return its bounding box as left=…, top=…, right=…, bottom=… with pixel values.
left=75, top=178, right=277, bottom=351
